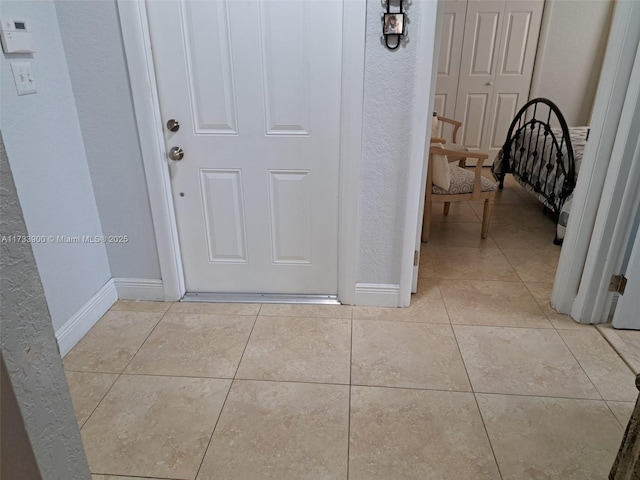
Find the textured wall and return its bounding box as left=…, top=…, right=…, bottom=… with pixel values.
left=0, top=0, right=112, bottom=331
left=530, top=0, right=615, bottom=125
left=1, top=355, right=43, bottom=480
left=0, top=133, right=91, bottom=479
left=357, top=0, right=423, bottom=284
left=55, top=0, right=162, bottom=280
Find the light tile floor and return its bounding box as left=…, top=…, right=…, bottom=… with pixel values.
left=65, top=173, right=640, bottom=479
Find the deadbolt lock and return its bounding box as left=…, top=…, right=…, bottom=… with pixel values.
left=168, top=146, right=184, bottom=161
left=167, top=119, right=180, bottom=132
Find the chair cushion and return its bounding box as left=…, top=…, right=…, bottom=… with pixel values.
left=431, top=143, right=451, bottom=190
left=431, top=165, right=498, bottom=195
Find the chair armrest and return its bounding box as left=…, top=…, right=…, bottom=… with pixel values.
left=436, top=116, right=462, bottom=127
left=430, top=137, right=447, bottom=144
left=437, top=116, right=462, bottom=144
left=473, top=155, right=487, bottom=194
left=430, top=146, right=488, bottom=161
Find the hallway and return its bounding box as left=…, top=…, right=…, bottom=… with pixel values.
left=64, top=175, right=638, bottom=480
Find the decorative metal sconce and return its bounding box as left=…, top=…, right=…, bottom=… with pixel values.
left=382, top=0, right=406, bottom=50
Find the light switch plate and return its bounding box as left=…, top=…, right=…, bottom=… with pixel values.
left=11, top=61, right=36, bottom=95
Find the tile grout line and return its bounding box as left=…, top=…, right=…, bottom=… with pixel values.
left=351, top=317, right=558, bottom=329
left=433, top=280, right=451, bottom=325
left=462, top=389, right=606, bottom=402
left=420, top=276, right=526, bottom=284
left=445, top=295, right=504, bottom=480
left=604, top=399, right=632, bottom=430
left=206, top=376, right=613, bottom=401
left=595, top=325, right=640, bottom=376
left=498, top=240, right=555, bottom=325
left=489, top=183, right=562, bottom=285
left=194, top=311, right=260, bottom=479
left=346, top=309, right=353, bottom=480
left=75, top=303, right=173, bottom=436
left=521, top=281, right=561, bottom=330
left=500, top=245, right=560, bottom=287
left=554, top=329, right=605, bottom=403
left=519, top=278, right=598, bottom=333
left=561, top=326, right=638, bottom=427
left=90, top=472, right=182, bottom=480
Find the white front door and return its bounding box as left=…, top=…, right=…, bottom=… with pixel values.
left=146, top=0, right=343, bottom=294
left=452, top=0, right=543, bottom=164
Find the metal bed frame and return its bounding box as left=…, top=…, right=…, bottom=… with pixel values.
left=496, top=98, right=576, bottom=244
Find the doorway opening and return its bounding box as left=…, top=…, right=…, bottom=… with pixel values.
left=418, top=0, right=615, bottom=320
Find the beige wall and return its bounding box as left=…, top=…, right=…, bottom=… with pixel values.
left=530, top=0, right=615, bottom=125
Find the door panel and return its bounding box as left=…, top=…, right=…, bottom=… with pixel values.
left=438, top=7, right=461, bottom=77
left=147, top=0, right=342, bottom=293
left=268, top=171, right=312, bottom=264
left=261, top=1, right=310, bottom=134
left=182, top=1, right=237, bottom=134
left=469, top=12, right=501, bottom=75
left=199, top=170, right=248, bottom=263
left=435, top=0, right=467, bottom=132
left=461, top=93, right=489, bottom=148
left=500, top=11, right=532, bottom=75
left=489, top=93, right=519, bottom=150
left=455, top=0, right=504, bottom=163
left=485, top=0, right=544, bottom=159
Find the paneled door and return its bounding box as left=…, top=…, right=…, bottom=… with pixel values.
left=146, top=0, right=343, bottom=294
left=434, top=0, right=467, bottom=137
left=453, top=0, right=543, bottom=164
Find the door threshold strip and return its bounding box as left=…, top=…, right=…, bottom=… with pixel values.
left=181, top=293, right=340, bottom=305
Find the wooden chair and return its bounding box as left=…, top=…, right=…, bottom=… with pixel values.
left=422, top=145, right=497, bottom=243
left=431, top=115, right=468, bottom=166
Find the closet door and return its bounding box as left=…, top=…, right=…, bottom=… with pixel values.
left=454, top=0, right=543, bottom=164
left=434, top=0, right=467, bottom=138
left=486, top=0, right=544, bottom=159
left=455, top=0, right=506, bottom=161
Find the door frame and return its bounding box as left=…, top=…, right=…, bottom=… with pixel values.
left=420, top=0, right=638, bottom=321
left=568, top=18, right=640, bottom=324
left=551, top=0, right=640, bottom=322
left=411, top=0, right=444, bottom=294
left=117, top=0, right=365, bottom=302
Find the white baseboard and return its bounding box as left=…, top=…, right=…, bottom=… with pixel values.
left=114, top=278, right=164, bottom=301
left=56, top=279, right=118, bottom=357
left=354, top=283, right=401, bottom=307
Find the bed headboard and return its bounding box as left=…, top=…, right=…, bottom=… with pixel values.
left=501, top=98, right=576, bottom=216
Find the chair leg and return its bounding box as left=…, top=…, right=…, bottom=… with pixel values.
left=422, top=200, right=432, bottom=243
left=443, top=202, right=450, bottom=216
left=481, top=198, right=494, bottom=239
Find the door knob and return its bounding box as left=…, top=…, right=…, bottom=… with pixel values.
left=167, top=119, right=180, bottom=132
left=486, top=81, right=493, bottom=86
left=168, top=146, right=184, bottom=161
